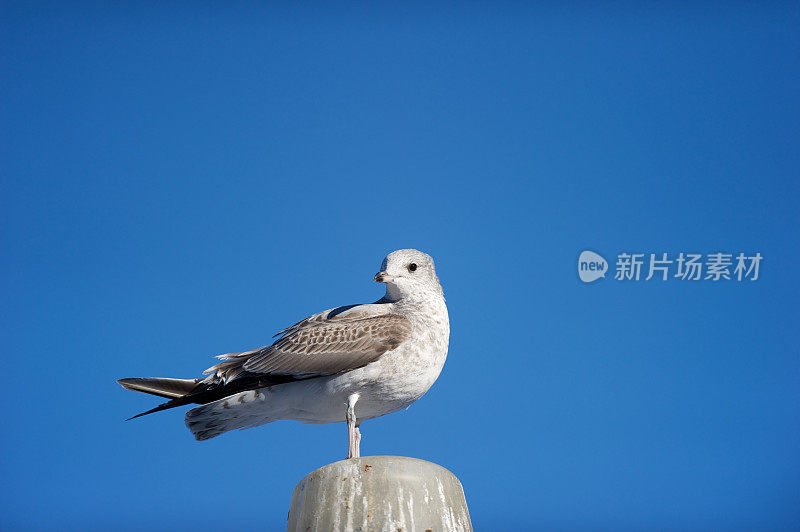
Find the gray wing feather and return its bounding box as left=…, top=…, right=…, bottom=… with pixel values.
left=242, top=314, right=412, bottom=377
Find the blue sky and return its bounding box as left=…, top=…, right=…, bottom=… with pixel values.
left=2, top=2, right=798, bottom=530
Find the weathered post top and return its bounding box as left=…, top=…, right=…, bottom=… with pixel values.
left=287, top=455, right=473, bottom=532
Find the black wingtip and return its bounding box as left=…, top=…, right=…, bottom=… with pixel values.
left=124, top=400, right=179, bottom=421
left=117, top=378, right=137, bottom=391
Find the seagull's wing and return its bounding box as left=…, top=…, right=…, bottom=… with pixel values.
left=120, top=304, right=412, bottom=423
left=204, top=304, right=412, bottom=382
left=243, top=313, right=411, bottom=377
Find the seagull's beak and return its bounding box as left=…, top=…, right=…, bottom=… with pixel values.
left=374, top=271, right=395, bottom=283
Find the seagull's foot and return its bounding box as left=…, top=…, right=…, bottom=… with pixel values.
left=346, top=393, right=360, bottom=459
left=353, top=426, right=361, bottom=459
left=346, top=427, right=360, bottom=459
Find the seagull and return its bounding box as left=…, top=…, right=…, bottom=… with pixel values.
left=118, top=249, right=449, bottom=458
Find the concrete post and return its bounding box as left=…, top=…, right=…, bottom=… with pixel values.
left=287, top=456, right=473, bottom=532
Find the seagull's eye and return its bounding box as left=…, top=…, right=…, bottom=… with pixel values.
left=408, top=263, right=417, bottom=272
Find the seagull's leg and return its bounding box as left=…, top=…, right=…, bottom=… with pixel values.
left=354, top=421, right=362, bottom=459
left=346, top=393, right=360, bottom=459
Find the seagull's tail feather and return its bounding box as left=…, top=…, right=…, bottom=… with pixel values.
left=117, top=377, right=202, bottom=399
left=185, top=390, right=276, bottom=441
left=118, top=374, right=299, bottom=423
left=117, top=378, right=205, bottom=420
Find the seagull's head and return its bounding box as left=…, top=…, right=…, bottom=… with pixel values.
left=374, top=249, right=442, bottom=300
